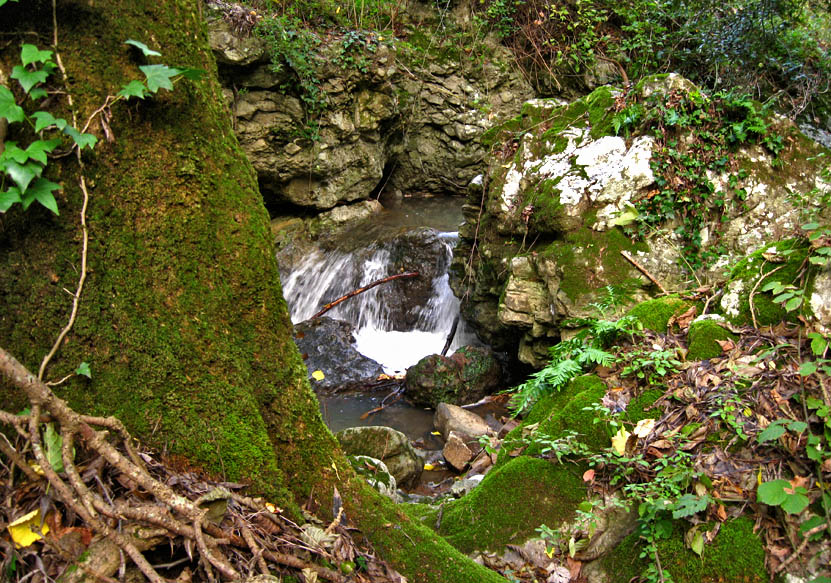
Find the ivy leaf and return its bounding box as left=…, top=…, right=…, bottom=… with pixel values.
left=5, top=160, right=42, bottom=192
left=177, top=67, right=205, bottom=81
left=25, top=178, right=61, bottom=215
left=0, top=85, right=25, bottom=123
left=140, top=64, right=180, bottom=93
left=0, top=187, right=22, bottom=212
left=0, top=0, right=21, bottom=7
left=808, top=333, right=829, bottom=357
left=784, top=296, right=803, bottom=312
left=125, top=39, right=162, bottom=57
left=1, top=141, right=29, bottom=164
left=63, top=126, right=97, bottom=150
left=20, top=44, right=53, bottom=66
left=32, top=111, right=67, bottom=132
left=76, top=361, right=92, bottom=378
left=117, top=80, right=150, bottom=100
left=11, top=65, right=49, bottom=95
left=800, top=361, right=818, bottom=376
left=29, top=87, right=48, bottom=101
left=25, top=139, right=61, bottom=165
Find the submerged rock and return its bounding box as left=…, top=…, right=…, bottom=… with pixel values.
left=293, top=317, right=384, bottom=390
left=405, top=345, right=502, bottom=407
left=335, top=426, right=422, bottom=486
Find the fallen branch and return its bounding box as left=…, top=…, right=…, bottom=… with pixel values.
left=311, top=271, right=419, bottom=319
left=441, top=315, right=460, bottom=357
left=620, top=250, right=669, bottom=295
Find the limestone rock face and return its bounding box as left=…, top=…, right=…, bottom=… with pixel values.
left=335, top=426, right=422, bottom=486
left=451, top=74, right=831, bottom=366
left=405, top=346, right=502, bottom=407
left=209, top=18, right=533, bottom=213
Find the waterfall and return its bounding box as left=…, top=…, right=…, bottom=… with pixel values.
left=281, top=227, right=477, bottom=373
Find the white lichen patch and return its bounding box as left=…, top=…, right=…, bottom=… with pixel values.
left=810, top=270, right=831, bottom=334
left=721, top=279, right=745, bottom=319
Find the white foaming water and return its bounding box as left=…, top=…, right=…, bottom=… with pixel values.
left=281, top=229, right=477, bottom=373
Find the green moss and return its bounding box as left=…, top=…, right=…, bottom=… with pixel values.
left=539, top=227, right=647, bottom=303
left=686, top=320, right=738, bottom=360
left=497, top=375, right=608, bottom=466
left=625, top=389, right=663, bottom=423
left=343, top=479, right=507, bottom=583
left=627, top=296, right=694, bottom=333
left=721, top=239, right=813, bottom=326
left=601, top=517, right=767, bottom=583
left=437, top=457, right=585, bottom=553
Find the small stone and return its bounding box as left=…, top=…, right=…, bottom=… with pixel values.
left=443, top=432, right=473, bottom=471
left=434, top=403, right=492, bottom=443
left=284, top=143, right=302, bottom=156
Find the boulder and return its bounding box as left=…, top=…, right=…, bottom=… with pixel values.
left=434, top=403, right=492, bottom=444
left=443, top=431, right=474, bottom=471
left=335, top=426, right=422, bottom=486
left=405, top=345, right=502, bottom=407
left=293, top=317, right=383, bottom=390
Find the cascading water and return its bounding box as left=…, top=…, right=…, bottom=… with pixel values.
left=282, top=222, right=477, bottom=374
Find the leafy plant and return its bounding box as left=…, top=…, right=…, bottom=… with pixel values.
left=620, top=346, right=682, bottom=383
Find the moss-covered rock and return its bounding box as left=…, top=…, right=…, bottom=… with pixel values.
left=593, top=517, right=767, bottom=583
left=686, top=318, right=739, bottom=360
left=437, top=457, right=586, bottom=553
left=719, top=239, right=813, bottom=326
left=627, top=297, right=694, bottom=333
left=405, top=346, right=502, bottom=407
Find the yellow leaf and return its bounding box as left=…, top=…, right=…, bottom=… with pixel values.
left=430, top=431, right=441, bottom=435
left=28, top=461, right=44, bottom=476
left=311, top=370, right=325, bottom=381
left=423, top=463, right=435, bottom=471
left=611, top=427, right=631, bottom=456
left=8, top=509, right=49, bottom=548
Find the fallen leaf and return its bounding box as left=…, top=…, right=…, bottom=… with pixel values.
left=583, top=469, right=595, bottom=483
left=716, top=338, right=735, bottom=352
left=611, top=427, right=631, bottom=455
left=311, top=370, right=325, bottom=381
left=423, top=464, right=435, bottom=471
left=633, top=418, right=656, bottom=438
left=8, top=509, right=50, bottom=548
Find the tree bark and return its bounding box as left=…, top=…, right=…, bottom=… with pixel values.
left=0, top=3, right=507, bottom=581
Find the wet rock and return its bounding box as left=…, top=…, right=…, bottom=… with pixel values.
left=434, top=403, right=492, bottom=443
left=468, top=449, right=495, bottom=475
left=347, top=455, right=399, bottom=501
left=335, top=426, right=422, bottom=486
left=405, top=345, right=502, bottom=407
left=443, top=431, right=474, bottom=471
left=449, top=473, right=484, bottom=497
left=293, top=317, right=384, bottom=390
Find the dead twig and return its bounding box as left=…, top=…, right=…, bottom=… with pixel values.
left=311, top=271, right=419, bottom=319
left=620, top=250, right=669, bottom=295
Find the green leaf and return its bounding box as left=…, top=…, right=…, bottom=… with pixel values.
left=802, top=222, right=820, bottom=231
left=0, top=0, right=21, bottom=7
left=0, top=85, right=25, bottom=123
left=5, top=160, right=42, bottom=192
left=11, top=65, right=49, bottom=95
left=800, top=361, right=818, bottom=376
left=687, top=527, right=705, bottom=557
left=788, top=421, right=808, bottom=433
left=124, top=39, right=162, bottom=57
left=26, top=177, right=61, bottom=215
left=117, top=80, right=150, bottom=100
left=20, top=44, right=53, bottom=66
left=63, top=126, right=97, bottom=150
left=76, top=362, right=92, bottom=379
left=809, top=256, right=829, bottom=266
left=781, top=490, right=810, bottom=515
left=0, top=187, right=22, bottom=212
left=671, top=493, right=709, bottom=519
left=28, top=87, right=47, bottom=101
left=784, top=296, right=803, bottom=312
left=25, top=139, right=61, bottom=165
left=757, top=480, right=789, bottom=506
left=1, top=141, right=29, bottom=164
left=140, top=64, right=180, bottom=93
left=757, top=420, right=786, bottom=443
left=31, top=111, right=63, bottom=132
left=177, top=67, right=205, bottom=81
left=43, top=422, right=64, bottom=473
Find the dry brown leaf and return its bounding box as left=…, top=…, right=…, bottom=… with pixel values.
left=715, top=338, right=735, bottom=352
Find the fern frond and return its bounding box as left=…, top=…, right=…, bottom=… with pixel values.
left=576, top=346, right=616, bottom=367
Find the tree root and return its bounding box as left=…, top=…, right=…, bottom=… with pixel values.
left=0, top=347, right=400, bottom=583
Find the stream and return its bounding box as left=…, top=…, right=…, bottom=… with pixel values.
left=280, top=195, right=481, bottom=443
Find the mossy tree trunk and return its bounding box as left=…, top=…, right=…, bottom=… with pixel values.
left=0, top=3, right=507, bottom=581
